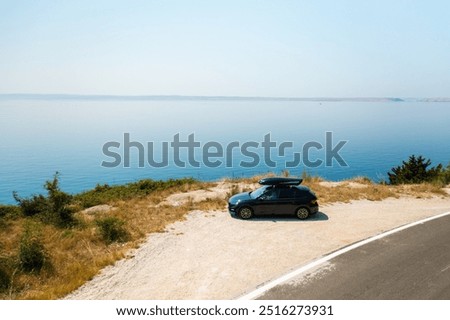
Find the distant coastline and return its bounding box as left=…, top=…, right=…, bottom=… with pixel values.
left=1, top=93, right=449, bottom=102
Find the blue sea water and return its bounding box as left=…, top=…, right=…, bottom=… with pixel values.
left=0, top=98, right=449, bottom=204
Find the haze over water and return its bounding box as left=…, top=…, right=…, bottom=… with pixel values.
left=1, top=97, right=449, bottom=204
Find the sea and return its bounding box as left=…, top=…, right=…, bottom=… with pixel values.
left=1, top=97, right=449, bottom=204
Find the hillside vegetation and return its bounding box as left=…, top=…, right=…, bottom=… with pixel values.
left=0, top=155, right=449, bottom=299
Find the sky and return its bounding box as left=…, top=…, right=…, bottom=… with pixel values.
left=1, top=0, right=449, bottom=97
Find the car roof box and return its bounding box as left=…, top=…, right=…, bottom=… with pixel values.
left=258, top=177, right=303, bottom=186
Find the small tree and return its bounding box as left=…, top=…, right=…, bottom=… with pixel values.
left=44, top=173, right=74, bottom=226
left=388, top=155, right=442, bottom=185
left=13, top=172, right=75, bottom=226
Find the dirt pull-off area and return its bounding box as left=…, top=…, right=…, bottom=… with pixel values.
left=66, top=195, right=450, bottom=300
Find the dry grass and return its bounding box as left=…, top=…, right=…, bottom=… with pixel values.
left=1, top=201, right=199, bottom=299
left=0, top=217, right=129, bottom=299
left=302, top=176, right=447, bottom=204
left=305, top=178, right=397, bottom=203
left=0, top=182, right=210, bottom=300
left=0, top=175, right=447, bottom=300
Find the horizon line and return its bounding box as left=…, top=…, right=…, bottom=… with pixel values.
left=0, top=93, right=449, bottom=102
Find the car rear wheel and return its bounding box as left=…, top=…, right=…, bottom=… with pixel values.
left=296, top=207, right=310, bottom=220
left=238, top=207, right=253, bottom=220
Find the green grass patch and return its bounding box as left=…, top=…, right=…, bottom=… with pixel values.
left=74, top=178, right=198, bottom=208
left=0, top=205, right=21, bottom=219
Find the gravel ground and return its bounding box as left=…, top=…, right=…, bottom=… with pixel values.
left=66, top=196, right=450, bottom=299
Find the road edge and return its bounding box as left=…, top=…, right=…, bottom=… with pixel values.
left=237, top=210, right=450, bottom=300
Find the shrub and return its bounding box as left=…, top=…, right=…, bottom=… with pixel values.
left=0, top=205, right=21, bottom=220
left=0, top=206, right=20, bottom=231
left=94, top=183, right=111, bottom=192
left=95, top=217, right=129, bottom=244
left=13, top=173, right=75, bottom=227
left=19, top=223, right=47, bottom=273
left=44, top=173, right=75, bottom=226
left=436, top=163, right=450, bottom=185
left=388, top=155, right=443, bottom=185
left=13, top=193, right=49, bottom=217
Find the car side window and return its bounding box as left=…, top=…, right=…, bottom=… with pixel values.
left=262, top=187, right=278, bottom=200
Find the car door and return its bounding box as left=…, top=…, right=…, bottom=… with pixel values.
left=277, top=187, right=298, bottom=214
left=256, top=187, right=280, bottom=215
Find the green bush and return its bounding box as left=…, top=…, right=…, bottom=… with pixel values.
left=44, top=174, right=75, bottom=226
left=75, top=178, right=198, bottom=208
left=436, top=163, right=450, bottom=185
left=95, top=217, right=129, bottom=244
left=388, top=155, right=443, bottom=185
left=14, top=173, right=75, bottom=227
left=94, top=183, right=111, bottom=192
left=0, top=205, right=20, bottom=219
left=13, top=193, right=49, bottom=217
left=19, top=223, right=47, bottom=273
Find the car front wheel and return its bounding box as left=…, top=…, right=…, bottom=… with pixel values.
left=238, top=207, right=253, bottom=220
left=296, top=207, right=310, bottom=220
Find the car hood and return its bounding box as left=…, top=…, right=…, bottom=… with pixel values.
left=228, top=192, right=252, bottom=205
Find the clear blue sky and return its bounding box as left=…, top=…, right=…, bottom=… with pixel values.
left=1, top=0, right=449, bottom=97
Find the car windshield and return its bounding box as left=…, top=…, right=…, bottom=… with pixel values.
left=250, top=186, right=268, bottom=199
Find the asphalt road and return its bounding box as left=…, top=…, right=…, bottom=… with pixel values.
left=259, top=214, right=450, bottom=300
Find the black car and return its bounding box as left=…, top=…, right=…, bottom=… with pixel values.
left=228, top=177, right=319, bottom=220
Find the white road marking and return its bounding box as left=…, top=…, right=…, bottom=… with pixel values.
left=237, top=211, right=450, bottom=300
